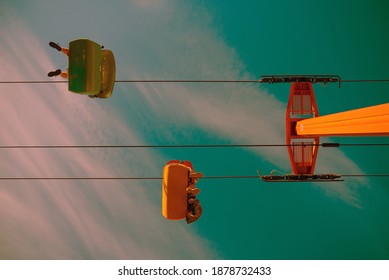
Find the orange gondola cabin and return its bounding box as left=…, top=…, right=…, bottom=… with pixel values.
left=162, top=160, right=203, bottom=222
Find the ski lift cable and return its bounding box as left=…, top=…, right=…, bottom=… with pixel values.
left=1, top=79, right=389, bottom=84
left=0, top=143, right=388, bottom=149
left=0, top=174, right=388, bottom=180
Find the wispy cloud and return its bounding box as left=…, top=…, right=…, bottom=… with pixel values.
left=0, top=14, right=216, bottom=259
left=0, top=0, right=370, bottom=260
left=115, top=2, right=367, bottom=206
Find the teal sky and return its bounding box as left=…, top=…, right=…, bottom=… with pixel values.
left=0, top=0, right=388, bottom=260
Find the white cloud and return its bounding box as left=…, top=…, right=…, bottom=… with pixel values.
left=116, top=1, right=368, bottom=206
left=135, top=81, right=367, bottom=207
left=0, top=16, right=216, bottom=259
left=0, top=0, right=370, bottom=260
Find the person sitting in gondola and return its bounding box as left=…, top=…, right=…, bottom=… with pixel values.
left=185, top=182, right=202, bottom=224
left=47, top=42, right=69, bottom=79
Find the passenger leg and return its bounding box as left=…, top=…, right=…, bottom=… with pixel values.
left=186, top=186, right=200, bottom=196
left=61, top=48, right=70, bottom=56
left=60, top=68, right=69, bottom=79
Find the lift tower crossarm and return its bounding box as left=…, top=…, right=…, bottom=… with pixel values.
left=259, top=75, right=341, bottom=87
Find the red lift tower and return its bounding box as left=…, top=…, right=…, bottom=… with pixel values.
left=259, top=75, right=389, bottom=182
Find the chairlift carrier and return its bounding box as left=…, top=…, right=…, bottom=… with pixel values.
left=68, top=39, right=116, bottom=98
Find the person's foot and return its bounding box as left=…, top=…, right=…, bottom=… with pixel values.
left=49, top=42, right=62, bottom=51
left=47, top=69, right=62, bottom=77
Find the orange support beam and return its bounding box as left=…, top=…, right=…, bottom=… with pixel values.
left=296, top=103, right=389, bottom=136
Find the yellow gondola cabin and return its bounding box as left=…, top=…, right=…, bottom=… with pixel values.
left=162, top=160, right=203, bottom=222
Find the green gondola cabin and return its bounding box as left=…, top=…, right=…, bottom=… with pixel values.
left=68, top=39, right=116, bottom=98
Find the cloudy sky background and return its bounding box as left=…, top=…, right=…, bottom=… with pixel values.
left=0, top=0, right=389, bottom=259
